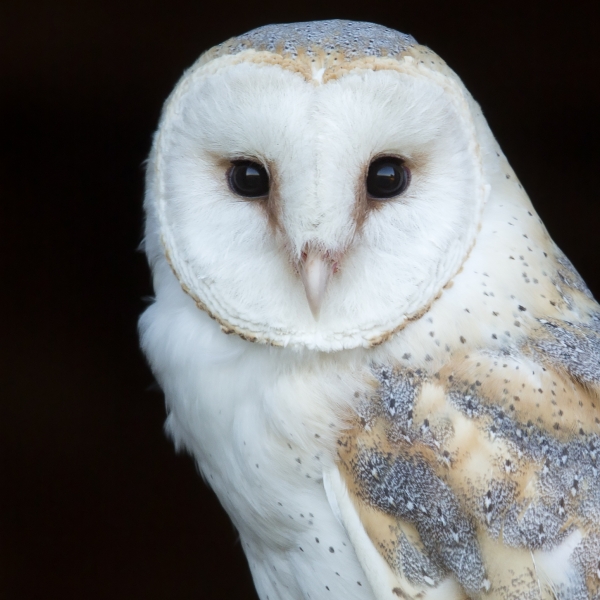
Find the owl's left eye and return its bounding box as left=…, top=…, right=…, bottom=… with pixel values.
left=366, top=157, right=410, bottom=200
left=228, top=161, right=270, bottom=198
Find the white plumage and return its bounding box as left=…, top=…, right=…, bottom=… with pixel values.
left=140, top=20, right=600, bottom=599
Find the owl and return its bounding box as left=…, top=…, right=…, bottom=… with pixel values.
left=139, top=20, right=600, bottom=600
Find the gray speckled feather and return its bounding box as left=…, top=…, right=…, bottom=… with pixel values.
left=214, top=20, right=416, bottom=60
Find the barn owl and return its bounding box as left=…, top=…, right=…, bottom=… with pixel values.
left=139, top=20, right=600, bottom=600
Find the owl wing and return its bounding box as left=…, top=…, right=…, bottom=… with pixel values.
left=325, top=306, right=600, bottom=599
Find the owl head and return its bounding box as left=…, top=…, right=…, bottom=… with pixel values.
left=144, top=20, right=494, bottom=351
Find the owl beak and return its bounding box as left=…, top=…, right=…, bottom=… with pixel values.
left=299, top=247, right=335, bottom=320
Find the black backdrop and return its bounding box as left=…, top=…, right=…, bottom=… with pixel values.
left=2, top=1, right=599, bottom=598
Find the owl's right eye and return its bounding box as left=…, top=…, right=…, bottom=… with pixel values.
left=228, top=161, right=270, bottom=198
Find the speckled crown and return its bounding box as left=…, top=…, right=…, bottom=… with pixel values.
left=207, top=20, right=417, bottom=62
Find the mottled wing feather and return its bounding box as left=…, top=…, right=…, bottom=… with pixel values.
left=324, top=466, right=468, bottom=600
left=335, top=258, right=600, bottom=600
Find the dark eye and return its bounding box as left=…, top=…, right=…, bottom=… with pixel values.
left=228, top=161, right=269, bottom=198
left=366, top=157, right=410, bottom=199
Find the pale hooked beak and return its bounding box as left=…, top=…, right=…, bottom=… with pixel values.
left=299, top=247, right=336, bottom=320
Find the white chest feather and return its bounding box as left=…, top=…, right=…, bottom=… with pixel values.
left=140, top=272, right=377, bottom=599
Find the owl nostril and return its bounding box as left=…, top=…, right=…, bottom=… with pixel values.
left=300, top=248, right=341, bottom=274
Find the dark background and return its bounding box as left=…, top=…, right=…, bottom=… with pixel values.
left=1, top=1, right=598, bottom=598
